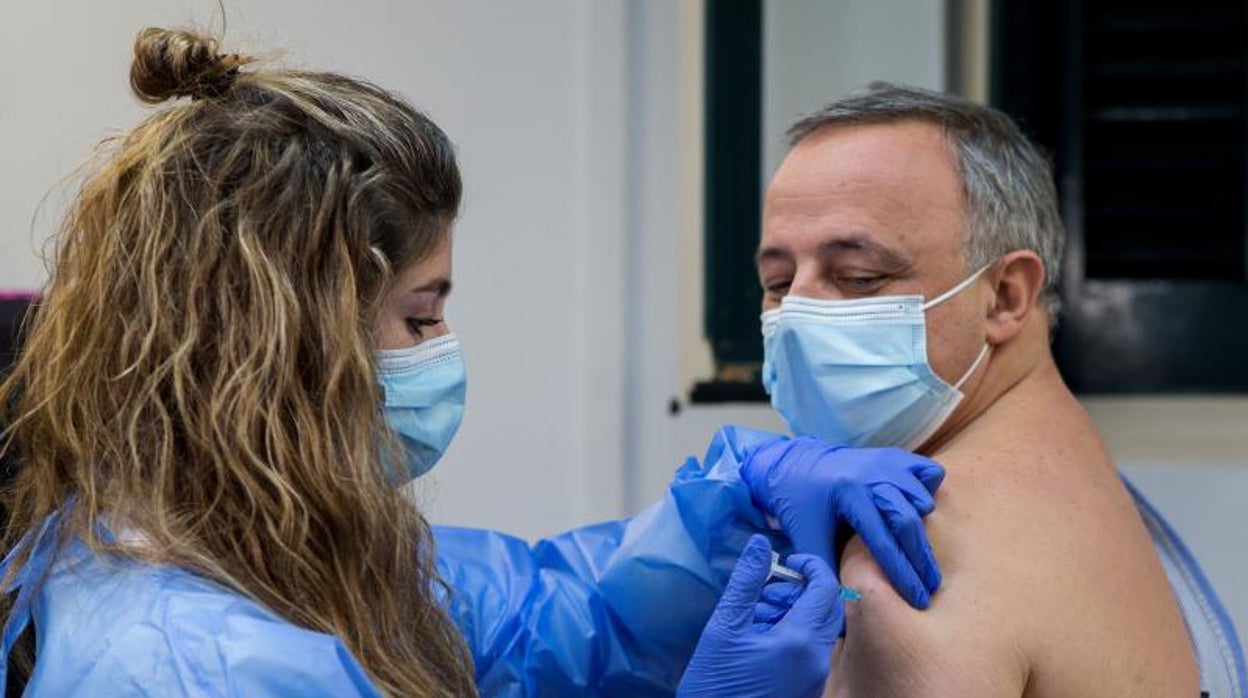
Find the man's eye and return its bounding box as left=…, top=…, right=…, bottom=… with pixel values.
left=839, top=276, right=886, bottom=293
left=764, top=281, right=791, bottom=296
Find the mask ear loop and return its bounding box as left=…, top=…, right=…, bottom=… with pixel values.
left=922, top=263, right=994, bottom=311
left=924, top=263, right=995, bottom=390
left=954, top=343, right=992, bottom=390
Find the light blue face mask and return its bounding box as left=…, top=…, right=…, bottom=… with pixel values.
left=761, top=266, right=991, bottom=450
left=376, top=333, right=466, bottom=481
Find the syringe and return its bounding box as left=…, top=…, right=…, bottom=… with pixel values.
left=768, top=550, right=807, bottom=584
left=769, top=551, right=862, bottom=601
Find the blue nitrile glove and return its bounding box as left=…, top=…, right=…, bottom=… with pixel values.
left=678, top=535, right=842, bottom=698
left=742, top=436, right=945, bottom=609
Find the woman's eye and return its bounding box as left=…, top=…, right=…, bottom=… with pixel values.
left=406, top=318, right=441, bottom=338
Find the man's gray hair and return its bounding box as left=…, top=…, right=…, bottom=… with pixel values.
left=789, top=82, right=1065, bottom=317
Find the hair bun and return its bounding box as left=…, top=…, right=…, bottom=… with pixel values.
left=130, top=27, right=249, bottom=103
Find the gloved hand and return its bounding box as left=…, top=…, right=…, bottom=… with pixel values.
left=678, top=535, right=841, bottom=698
left=742, top=436, right=945, bottom=609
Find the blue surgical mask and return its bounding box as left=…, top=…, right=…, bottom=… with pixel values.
left=376, top=333, right=466, bottom=481
left=761, top=266, right=991, bottom=450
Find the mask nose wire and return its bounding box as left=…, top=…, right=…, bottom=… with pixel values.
left=376, top=333, right=461, bottom=374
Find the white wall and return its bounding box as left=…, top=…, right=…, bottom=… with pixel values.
left=1123, top=464, right=1248, bottom=646
left=0, top=0, right=633, bottom=540
left=1091, top=398, right=1248, bottom=636
left=762, top=0, right=946, bottom=179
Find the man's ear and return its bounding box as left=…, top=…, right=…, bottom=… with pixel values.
left=985, top=250, right=1045, bottom=345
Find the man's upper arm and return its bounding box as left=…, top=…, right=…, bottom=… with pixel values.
left=826, top=533, right=1030, bottom=697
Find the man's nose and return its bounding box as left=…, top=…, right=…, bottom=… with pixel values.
left=788, top=267, right=839, bottom=301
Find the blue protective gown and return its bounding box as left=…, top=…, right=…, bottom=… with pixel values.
left=1, top=426, right=777, bottom=696
left=435, top=425, right=778, bottom=696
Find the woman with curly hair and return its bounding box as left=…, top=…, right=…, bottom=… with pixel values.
left=0, top=27, right=943, bottom=696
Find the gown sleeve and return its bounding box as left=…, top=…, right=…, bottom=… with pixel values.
left=434, top=425, right=782, bottom=697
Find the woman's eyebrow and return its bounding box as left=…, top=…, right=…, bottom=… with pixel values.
left=410, top=279, right=452, bottom=297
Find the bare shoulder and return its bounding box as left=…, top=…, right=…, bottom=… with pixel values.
left=827, top=389, right=1198, bottom=697
left=826, top=445, right=1033, bottom=697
